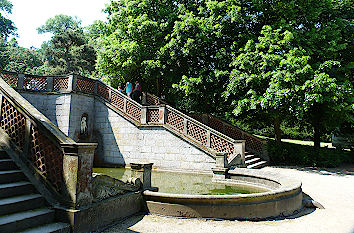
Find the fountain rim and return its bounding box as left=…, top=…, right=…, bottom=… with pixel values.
left=143, top=168, right=302, bottom=201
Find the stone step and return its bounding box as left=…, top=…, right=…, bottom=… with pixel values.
left=0, top=207, right=55, bottom=233
left=0, top=194, right=45, bottom=216
left=19, top=222, right=71, bottom=233
left=245, top=154, right=256, bottom=160
left=0, top=170, right=27, bottom=184
left=247, top=160, right=268, bottom=169
left=0, top=159, right=17, bottom=170
left=245, top=157, right=261, bottom=165
left=0, top=181, right=34, bottom=199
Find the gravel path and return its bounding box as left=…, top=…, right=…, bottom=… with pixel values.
left=102, top=165, right=354, bottom=233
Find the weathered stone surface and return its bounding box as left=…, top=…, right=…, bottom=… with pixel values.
left=19, top=91, right=216, bottom=172
left=91, top=174, right=141, bottom=201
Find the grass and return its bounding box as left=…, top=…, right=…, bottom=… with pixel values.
left=256, top=135, right=333, bottom=148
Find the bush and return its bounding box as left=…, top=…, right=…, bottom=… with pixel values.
left=267, top=140, right=352, bottom=168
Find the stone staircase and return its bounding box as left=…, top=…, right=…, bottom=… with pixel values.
left=0, top=150, right=70, bottom=233
left=244, top=152, right=267, bottom=169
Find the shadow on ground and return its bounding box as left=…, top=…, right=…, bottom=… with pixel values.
left=272, top=164, right=354, bottom=176
left=97, top=213, right=145, bottom=233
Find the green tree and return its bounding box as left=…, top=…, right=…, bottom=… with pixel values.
left=96, top=0, right=179, bottom=90
left=4, top=39, right=43, bottom=73
left=225, top=26, right=313, bottom=143
left=38, top=15, right=96, bottom=75
left=0, top=0, right=16, bottom=39
left=225, top=26, right=353, bottom=148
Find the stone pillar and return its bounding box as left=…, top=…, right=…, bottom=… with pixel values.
left=158, top=105, right=166, bottom=124
left=183, top=118, right=188, bottom=134
left=211, top=152, right=229, bottom=180
left=142, top=92, right=147, bottom=105
left=67, top=74, right=77, bottom=92
left=234, top=140, right=246, bottom=166
left=46, top=77, right=53, bottom=92
left=130, top=163, right=153, bottom=190
left=17, top=73, right=25, bottom=90
left=141, top=106, right=147, bottom=124
left=62, top=143, right=97, bottom=208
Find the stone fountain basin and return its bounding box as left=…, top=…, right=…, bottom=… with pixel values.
left=143, top=169, right=303, bottom=220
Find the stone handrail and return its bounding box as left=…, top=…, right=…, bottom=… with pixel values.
left=190, top=113, right=268, bottom=160
left=0, top=70, right=245, bottom=164
left=164, top=105, right=245, bottom=161
left=0, top=70, right=97, bottom=208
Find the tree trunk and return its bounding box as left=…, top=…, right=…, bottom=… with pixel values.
left=274, top=116, right=282, bottom=144
left=313, top=120, right=321, bottom=149
left=312, top=104, right=322, bottom=150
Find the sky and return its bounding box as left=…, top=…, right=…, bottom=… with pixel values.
left=8, top=0, right=110, bottom=48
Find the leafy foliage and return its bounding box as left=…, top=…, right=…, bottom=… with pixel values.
left=0, top=0, right=16, bottom=39
left=37, top=15, right=96, bottom=75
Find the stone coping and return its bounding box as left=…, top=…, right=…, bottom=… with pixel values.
left=143, top=168, right=302, bottom=204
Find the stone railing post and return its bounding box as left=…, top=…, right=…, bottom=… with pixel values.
left=206, top=130, right=211, bottom=147
left=212, top=152, right=229, bottom=180
left=17, top=73, right=25, bottom=90
left=158, top=105, right=166, bottom=124
left=67, top=74, right=77, bottom=92
left=142, top=92, right=147, bottom=105
left=232, top=140, right=246, bottom=167
left=183, top=118, right=188, bottom=134
left=62, top=143, right=97, bottom=208
left=130, top=163, right=153, bottom=190
left=123, top=98, right=127, bottom=113
left=141, top=106, right=147, bottom=124
left=46, top=77, right=54, bottom=92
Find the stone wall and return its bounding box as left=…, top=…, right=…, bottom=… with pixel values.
left=20, top=92, right=72, bottom=135
left=94, top=101, right=215, bottom=171
left=19, top=92, right=216, bottom=172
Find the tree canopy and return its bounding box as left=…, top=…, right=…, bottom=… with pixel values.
left=0, top=0, right=16, bottom=39
left=37, top=15, right=96, bottom=75
left=94, top=0, right=353, bottom=147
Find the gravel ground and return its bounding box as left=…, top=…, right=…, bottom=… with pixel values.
left=102, top=165, right=354, bottom=233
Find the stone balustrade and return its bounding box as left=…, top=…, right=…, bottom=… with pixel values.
left=0, top=70, right=246, bottom=166
left=0, top=74, right=97, bottom=208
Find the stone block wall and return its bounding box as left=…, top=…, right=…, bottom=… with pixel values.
left=20, top=92, right=216, bottom=172
left=20, top=92, right=71, bottom=135
left=94, top=101, right=215, bottom=171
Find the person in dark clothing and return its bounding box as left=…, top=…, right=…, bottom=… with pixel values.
left=132, top=81, right=142, bottom=103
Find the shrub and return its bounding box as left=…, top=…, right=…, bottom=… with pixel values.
left=267, top=140, right=351, bottom=168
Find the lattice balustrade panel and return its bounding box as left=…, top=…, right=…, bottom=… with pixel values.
left=0, top=97, right=26, bottom=149
left=76, top=78, right=95, bottom=93
left=210, top=133, right=234, bottom=155
left=148, top=109, right=159, bottom=123
left=146, top=94, right=159, bottom=105
left=245, top=134, right=264, bottom=154
left=166, top=109, right=184, bottom=132
left=126, top=101, right=141, bottom=121
left=208, top=116, right=224, bottom=131
left=98, top=83, right=109, bottom=100
left=187, top=121, right=207, bottom=145
left=225, top=125, right=243, bottom=140
left=24, top=76, right=47, bottom=91
left=30, top=125, right=64, bottom=192
left=110, top=90, right=124, bottom=110
left=0, top=72, right=18, bottom=87
left=53, top=78, right=68, bottom=91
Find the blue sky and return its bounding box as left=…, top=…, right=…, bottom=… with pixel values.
left=9, top=0, right=109, bottom=48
